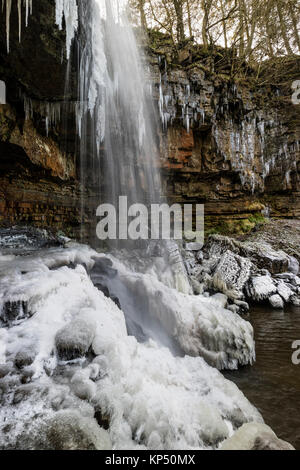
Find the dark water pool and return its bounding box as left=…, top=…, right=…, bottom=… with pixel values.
left=224, top=305, right=300, bottom=449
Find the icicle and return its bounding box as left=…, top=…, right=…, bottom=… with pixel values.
left=55, top=0, right=78, bottom=60
left=17, top=0, right=21, bottom=42
left=4, top=0, right=33, bottom=53
left=6, top=0, right=12, bottom=53
left=25, top=0, right=29, bottom=26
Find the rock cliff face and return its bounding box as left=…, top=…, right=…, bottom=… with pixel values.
left=0, top=0, right=82, bottom=237
left=148, top=35, right=300, bottom=232
left=0, top=2, right=299, bottom=238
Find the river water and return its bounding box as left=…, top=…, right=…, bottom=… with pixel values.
left=224, top=304, right=300, bottom=449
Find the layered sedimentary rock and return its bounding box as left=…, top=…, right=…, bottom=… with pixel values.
left=0, top=2, right=299, bottom=237
left=0, top=0, right=82, bottom=237
left=148, top=36, right=300, bottom=230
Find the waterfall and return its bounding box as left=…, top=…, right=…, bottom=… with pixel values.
left=0, top=1, right=264, bottom=451
left=75, top=0, right=161, bottom=240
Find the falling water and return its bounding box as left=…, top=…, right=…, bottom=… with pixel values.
left=76, top=0, right=161, bottom=241
left=0, top=1, right=264, bottom=450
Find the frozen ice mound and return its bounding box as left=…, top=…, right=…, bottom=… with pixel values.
left=112, top=255, right=256, bottom=370
left=0, top=243, right=261, bottom=450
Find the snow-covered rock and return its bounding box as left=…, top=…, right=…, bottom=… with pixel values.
left=211, top=250, right=253, bottom=300
left=55, top=315, right=96, bottom=361
left=288, top=256, right=299, bottom=275
left=210, top=293, right=228, bottom=309
left=245, top=275, right=277, bottom=301
left=221, top=422, right=294, bottom=450
left=269, top=294, right=284, bottom=309
left=291, top=295, right=300, bottom=306
left=277, top=282, right=293, bottom=303
left=42, top=410, right=112, bottom=450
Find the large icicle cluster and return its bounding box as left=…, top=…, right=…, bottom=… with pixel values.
left=0, top=240, right=262, bottom=450
left=2, top=1, right=78, bottom=58
left=55, top=0, right=78, bottom=59
left=2, top=0, right=32, bottom=52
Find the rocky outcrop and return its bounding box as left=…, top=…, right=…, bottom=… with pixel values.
left=149, top=35, right=300, bottom=231
left=183, top=221, right=300, bottom=310
left=0, top=1, right=82, bottom=237
left=0, top=3, right=299, bottom=238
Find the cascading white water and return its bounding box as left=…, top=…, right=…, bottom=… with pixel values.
left=76, top=0, right=161, bottom=218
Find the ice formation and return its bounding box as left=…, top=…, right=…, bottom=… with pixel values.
left=22, top=93, right=78, bottom=136
left=0, top=242, right=262, bottom=450
left=76, top=0, right=161, bottom=217
left=109, top=254, right=255, bottom=370
left=3, top=0, right=33, bottom=52
left=55, top=0, right=78, bottom=59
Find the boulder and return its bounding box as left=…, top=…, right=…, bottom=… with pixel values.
left=211, top=293, right=228, bottom=308
left=245, top=275, right=277, bottom=301
left=276, top=273, right=300, bottom=287
left=269, top=294, right=284, bottom=309
left=288, top=256, right=299, bottom=275
left=15, top=347, right=37, bottom=369
left=185, top=242, right=203, bottom=251
left=221, top=422, right=294, bottom=450
left=277, top=282, right=293, bottom=303
left=206, top=235, right=291, bottom=275
left=291, top=295, right=300, bottom=306
left=43, top=410, right=112, bottom=450
left=0, top=301, right=31, bottom=327
left=0, top=362, right=13, bottom=378
left=212, top=250, right=253, bottom=300
left=55, top=318, right=96, bottom=361
left=233, top=299, right=250, bottom=312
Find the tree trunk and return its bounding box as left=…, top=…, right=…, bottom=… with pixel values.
left=276, top=0, right=293, bottom=54
left=138, top=0, right=147, bottom=31
left=186, top=0, right=193, bottom=39
left=288, top=0, right=300, bottom=52
left=201, top=0, right=211, bottom=48
left=174, top=0, right=185, bottom=43
left=238, top=0, right=245, bottom=56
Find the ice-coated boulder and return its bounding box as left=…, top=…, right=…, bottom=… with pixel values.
left=277, top=282, right=293, bottom=303
left=245, top=275, right=277, bottom=301
left=55, top=317, right=96, bottom=361
left=288, top=256, right=299, bottom=275
left=212, top=250, right=253, bottom=300
left=0, top=300, right=31, bottom=327
left=43, top=410, right=112, bottom=450
left=210, top=293, right=228, bottom=308
left=14, top=346, right=37, bottom=369
left=291, top=295, right=300, bottom=306
left=221, top=422, right=294, bottom=450
left=206, top=235, right=290, bottom=274
left=269, top=295, right=284, bottom=309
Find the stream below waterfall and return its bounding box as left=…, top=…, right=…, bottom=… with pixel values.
left=224, top=304, right=300, bottom=450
